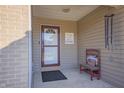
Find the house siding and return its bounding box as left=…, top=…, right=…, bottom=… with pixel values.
left=32, top=16, right=78, bottom=72
left=78, top=6, right=124, bottom=87
left=0, top=6, right=29, bottom=88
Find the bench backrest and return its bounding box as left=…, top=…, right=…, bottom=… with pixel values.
left=86, top=49, right=100, bottom=67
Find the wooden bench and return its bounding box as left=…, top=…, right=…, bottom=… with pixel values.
left=80, top=49, right=101, bottom=80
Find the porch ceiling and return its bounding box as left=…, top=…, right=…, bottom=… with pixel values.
left=32, top=5, right=99, bottom=21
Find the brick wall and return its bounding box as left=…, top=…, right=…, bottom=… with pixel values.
left=0, top=6, right=29, bottom=88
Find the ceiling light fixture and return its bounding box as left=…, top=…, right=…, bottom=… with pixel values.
left=62, top=8, right=70, bottom=13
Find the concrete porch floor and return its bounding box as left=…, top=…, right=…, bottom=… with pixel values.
left=33, top=68, right=114, bottom=88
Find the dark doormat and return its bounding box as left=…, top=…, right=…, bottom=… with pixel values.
left=41, top=70, right=67, bottom=82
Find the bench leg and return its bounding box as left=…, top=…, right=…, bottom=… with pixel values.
left=97, top=71, right=101, bottom=80
left=80, top=69, right=84, bottom=73
left=90, top=71, right=93, bottom=81
left=97, top=77, right=100, bottom=80
left=80, top=65, right=84, bottom=73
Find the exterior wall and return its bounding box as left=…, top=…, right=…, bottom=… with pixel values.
left=32, top=16, right=78, bottom=72
left=0, top=6, right=29, bottom=88
left=78, top=6, right=124, bottom=87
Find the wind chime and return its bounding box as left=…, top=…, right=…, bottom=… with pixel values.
left=104, top=14, right=114, bottom=49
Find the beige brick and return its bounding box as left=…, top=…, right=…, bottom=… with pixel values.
left=0, top=5, right=29, bottom=88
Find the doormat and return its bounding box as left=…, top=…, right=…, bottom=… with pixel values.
left=41, top=70, right=67, bottom=82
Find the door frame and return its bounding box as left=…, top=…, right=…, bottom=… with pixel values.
left=41, top=25, right=60, bottom=67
